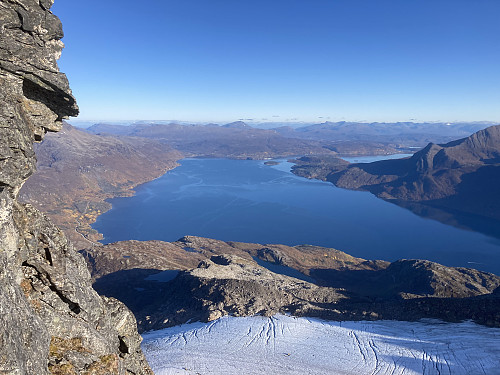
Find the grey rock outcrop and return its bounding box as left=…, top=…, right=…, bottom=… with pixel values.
left=0, top=1, right=152, bottom=374
left=131, top=254, right=346, bottom=331
left=108, top=252, right=500, bottom=331
left=82, top=237, right=500, bottom=332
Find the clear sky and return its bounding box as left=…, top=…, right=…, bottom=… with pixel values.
left=52, top=0, right=500, bottom=123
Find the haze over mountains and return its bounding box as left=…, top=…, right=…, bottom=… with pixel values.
left=86, top=120, right=493, bottom=157
left=273, top=121, right=492, bottom=145
left=85, top=121, right=337, bottom=159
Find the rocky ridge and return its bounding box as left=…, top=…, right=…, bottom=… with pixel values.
left=0, top=1, right=151, bottom=373
left=82, top=236, right=500, bottom=332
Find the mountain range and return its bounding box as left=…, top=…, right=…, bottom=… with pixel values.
left=274, top=121, right=492, bottom=146
left=86, top=121, right=465, bottom=158
left=85, top=121, right=338, bottom=159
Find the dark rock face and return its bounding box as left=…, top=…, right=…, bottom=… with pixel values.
left=0, top=1, right=151, bottom=374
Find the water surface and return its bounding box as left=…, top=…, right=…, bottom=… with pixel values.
left=93, top=158, right=500, bottom=274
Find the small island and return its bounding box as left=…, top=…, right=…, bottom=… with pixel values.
left=264, top=161, right=280, bottom=166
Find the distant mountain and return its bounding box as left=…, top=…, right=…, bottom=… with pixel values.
left=293, top=125, right=500, bottom=229
left=84, top=122, right=138, bottom=135
left=222, top=121, right=251, bottom=129
left=20, top=123, right=181, bottom=248
left=275, top=121, right=494, bottom=147
left=86, top=122, right=422, bottom=157
left=86, top=122, right=344, bottom=158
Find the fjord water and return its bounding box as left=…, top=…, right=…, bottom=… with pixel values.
left=93, top=158, right=500, bottom=274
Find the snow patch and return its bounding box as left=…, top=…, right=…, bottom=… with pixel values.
left=142, top=315, right=500, bottom=375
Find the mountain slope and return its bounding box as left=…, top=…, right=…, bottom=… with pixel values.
left=20, top=123, right=181, bottom=248
left=293, top=125, right=500, bottom=223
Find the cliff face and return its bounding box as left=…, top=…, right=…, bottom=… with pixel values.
left=0, top=1, right=152, bottom=374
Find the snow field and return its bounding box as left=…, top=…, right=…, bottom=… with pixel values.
left=142, top=315, right=500, bottom=375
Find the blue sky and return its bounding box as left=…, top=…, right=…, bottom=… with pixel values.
left=53, top=0, right=500, bottom=123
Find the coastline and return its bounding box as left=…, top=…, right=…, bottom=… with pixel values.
left=74, top=160, right=182, bottom=249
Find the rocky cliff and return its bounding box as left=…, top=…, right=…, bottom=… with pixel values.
left=0, top=1, right=151, bottom=373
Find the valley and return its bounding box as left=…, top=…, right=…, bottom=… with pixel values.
left=89, top=157, right=500, bottom=274
left=19, top=119, right=412, bottom=249
left=17, top=119, right=500, bottom=373
left=20, top=122, right=500, bottom=334
left=21, top=121, right=498, bottom=252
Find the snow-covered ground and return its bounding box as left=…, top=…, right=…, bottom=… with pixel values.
left=142, top=315, right=500, bottom=375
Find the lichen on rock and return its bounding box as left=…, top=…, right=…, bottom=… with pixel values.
left=0, top=0, right=152, bottom=373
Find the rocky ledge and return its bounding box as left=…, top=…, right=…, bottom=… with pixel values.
left=0, top=1, right=151, bottom=373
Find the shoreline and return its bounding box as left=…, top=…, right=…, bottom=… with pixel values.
left=74, top=161, right=182, bottom=249
left=84, top=152, right=413, bottom=249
